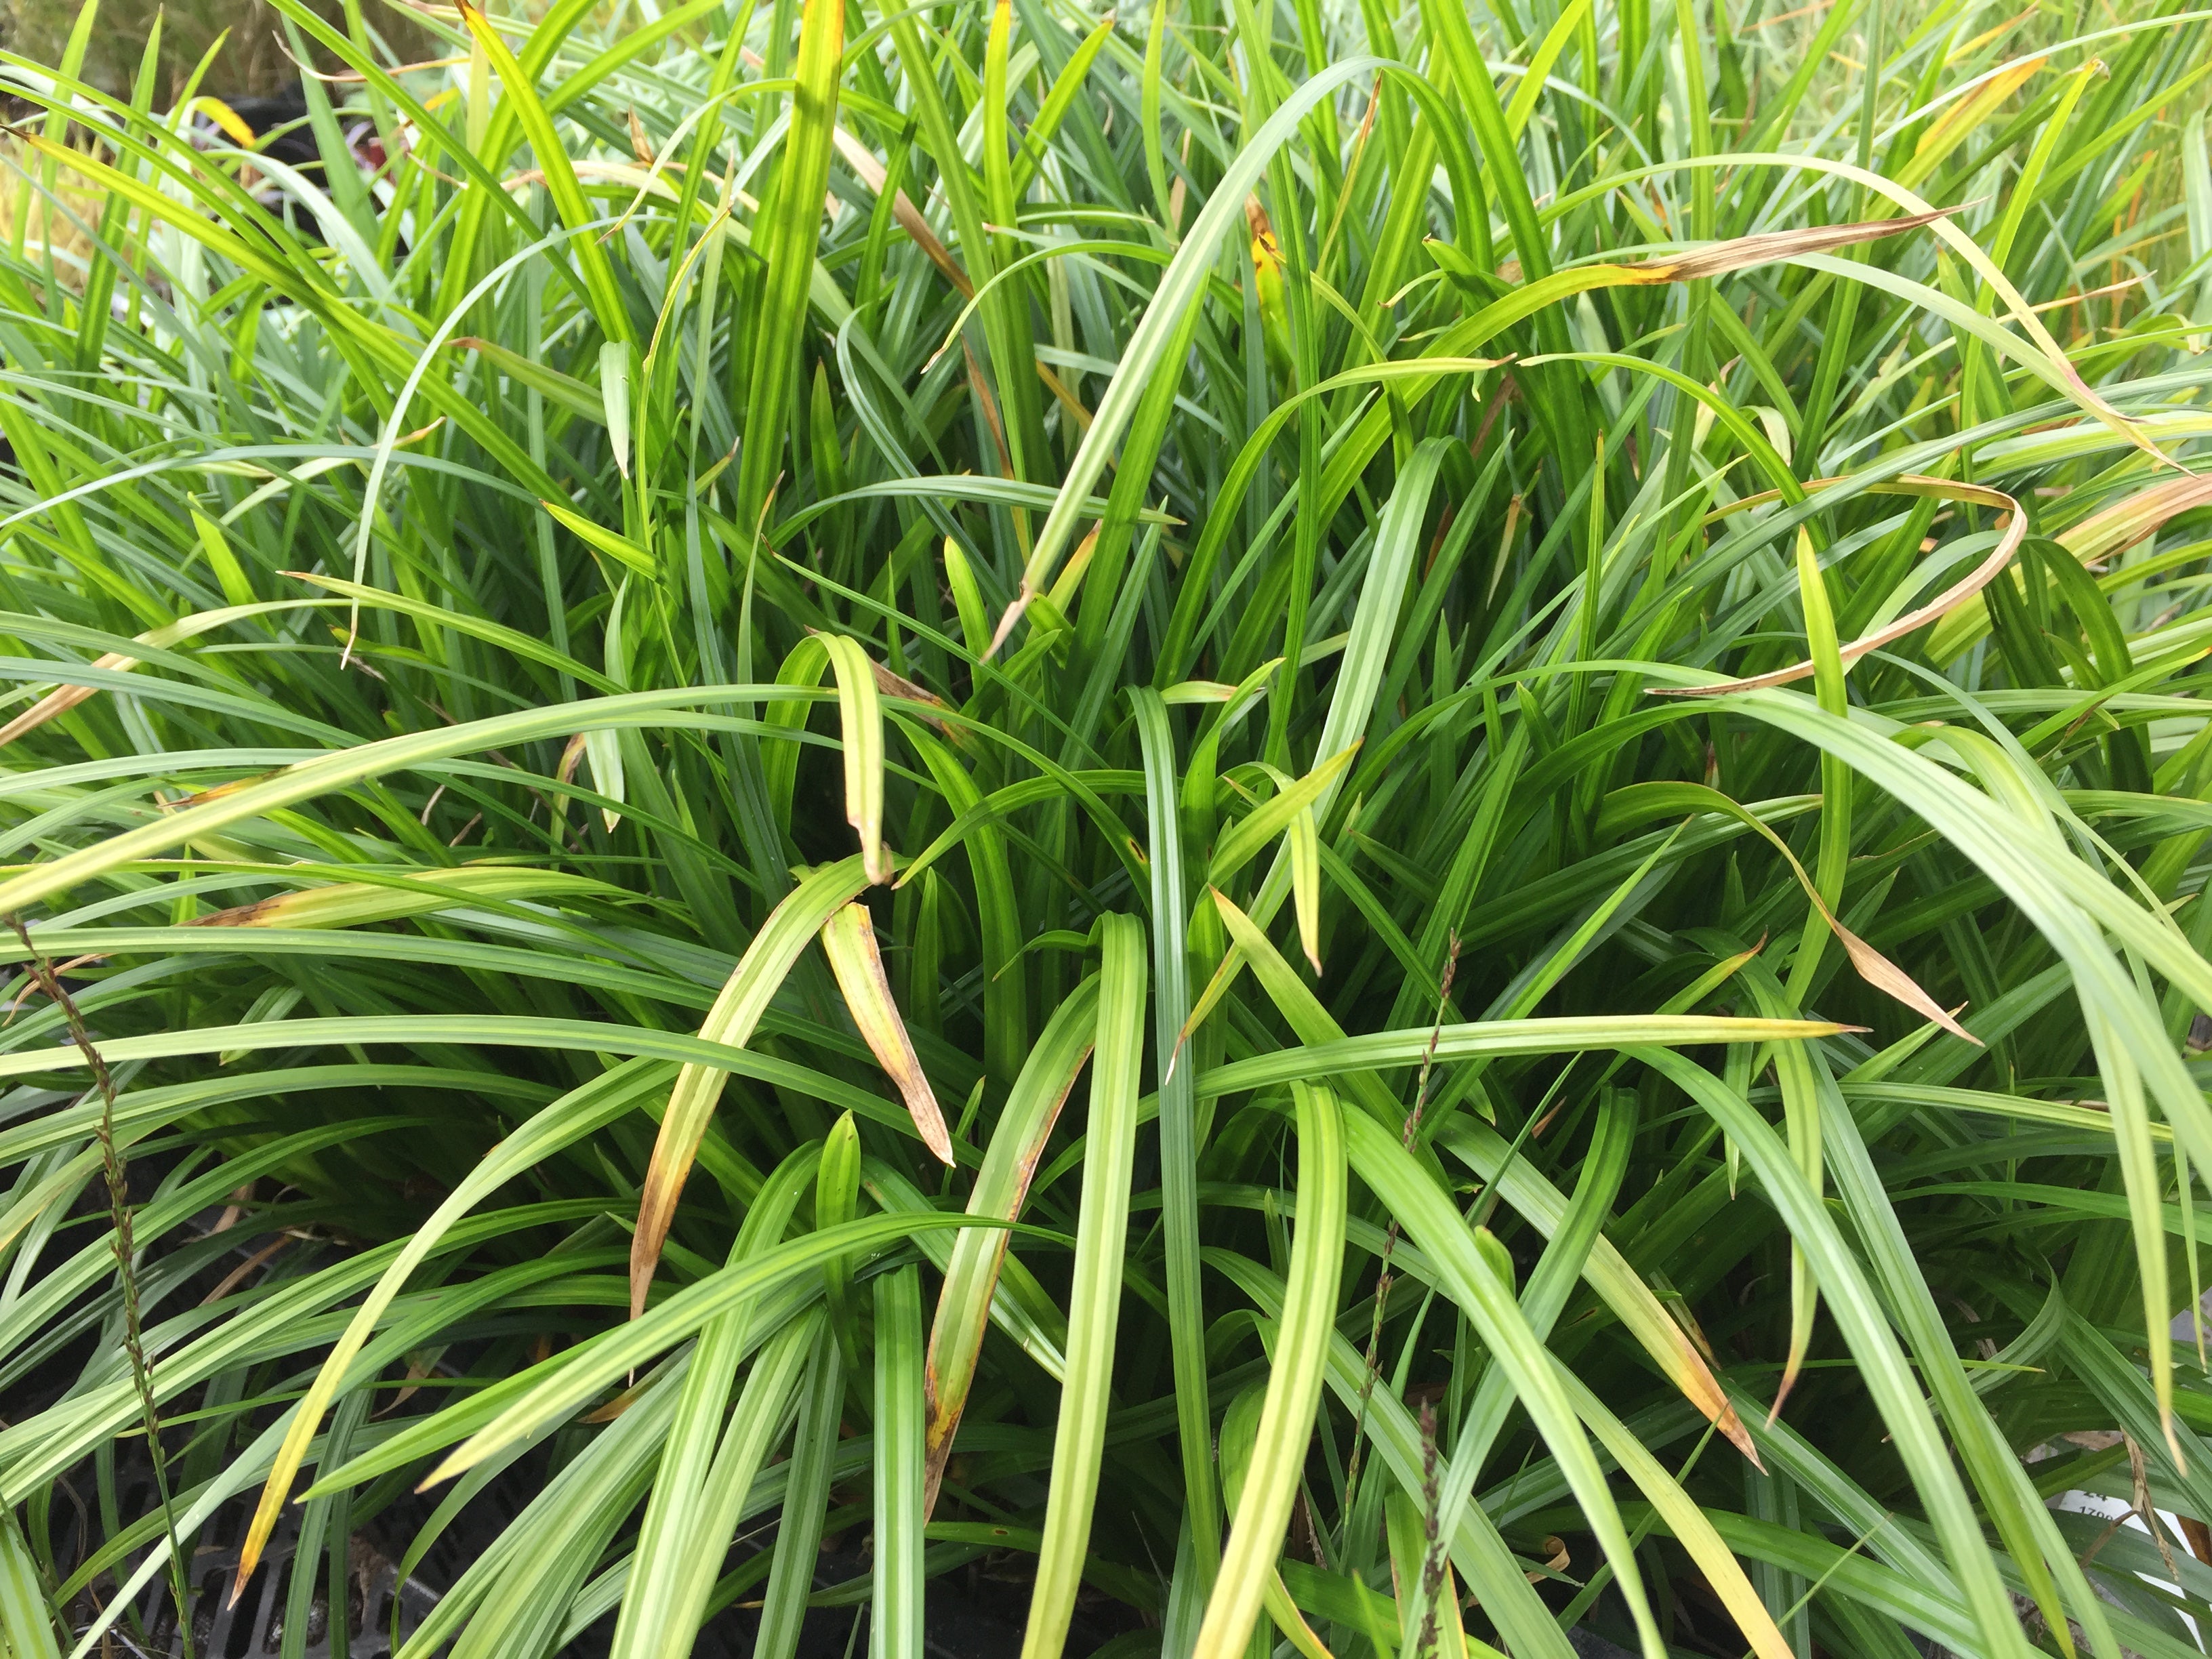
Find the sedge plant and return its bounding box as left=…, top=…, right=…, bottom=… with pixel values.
left=1, top=1, right=2212, bottom=1658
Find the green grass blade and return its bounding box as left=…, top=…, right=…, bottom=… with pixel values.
left=1190, top=1083, right=1345, bottom=1659
left=875, top=1264, right=927, bottom=1659
left=1020, top=914, right=1145, bottom=1659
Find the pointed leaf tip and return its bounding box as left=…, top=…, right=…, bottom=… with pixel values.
left=983, top=590, right=1032, bottom=661
left=822, top=902, right=954, bottom=1165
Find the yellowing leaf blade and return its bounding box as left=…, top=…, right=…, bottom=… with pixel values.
left=820, top=635, right=891, bottom=883
left=631, top=857, right=871, bottom=1316
left=821, top=903, right=952, bottom=1164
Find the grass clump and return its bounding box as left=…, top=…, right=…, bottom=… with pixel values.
left=1, top=2, right=2211, bottom=1658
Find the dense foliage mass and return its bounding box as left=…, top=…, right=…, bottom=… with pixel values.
left=2, top=3, right=2212, bottom=1658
